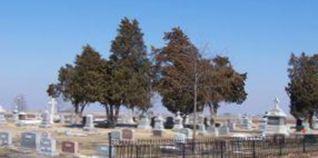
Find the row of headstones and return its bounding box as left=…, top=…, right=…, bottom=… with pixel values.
left=40, top=113, right=95, bottom=132
left=0, top=131, right=80, bottom=156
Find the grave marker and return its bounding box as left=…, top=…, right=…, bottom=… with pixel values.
left=0, top=132, right=12, bottom=146
left=62, top=141, right=79, bottom=154
left=96, top=145, right=116, bottom=158
left=83, top=114, right=95, bottom=131
left=21, top=132, right=40, bottom=149
left=122, top=128, right=134, bottom=140
left=39, top=135, right=58, bottom=156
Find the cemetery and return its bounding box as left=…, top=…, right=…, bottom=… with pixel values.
left=2, top=2, right=318, bottom=157
left=0, top=97, right=315, bottom=157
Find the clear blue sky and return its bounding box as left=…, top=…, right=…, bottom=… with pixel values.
left=1, top=1, right=318, bottom=115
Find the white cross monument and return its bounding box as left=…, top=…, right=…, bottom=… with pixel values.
left=48, top=97, right=57, bottom=124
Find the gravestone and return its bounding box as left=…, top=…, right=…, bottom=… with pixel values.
left=219, top=124, right=230, bottom=135
left=38, top=134, right=58, bottom=156
left=263, top=98, right=289, bottom=136
left=0, top=113, right=6, bottom=125
left=137, top=113, right=151, bottom=129
left=83, top=114, right=95, bottom=131
left=110, top=131, right=122, bottom=142
left=96, top=145, right=115, bottom=158
left=154, top=115, right=165, bottom=130
left=207, top=126, right=219, bottom=137
left=62, top=141, right=79, bottom=154
left=13, top=105, right=19, bottom=124
left=0, top=132, right=12, bottom=146
left=60, top=115, right=65, bottom=124
left=164, top=117, right=174, bottom=129
left=153, top=115, right=165, bottom=137
left=259, top=117, right=267, bottom=133
left=21, top=132, right=40, bottom=149
left=242, top=116, right=252, bottom=130
left=197, top=114, right=206, bottom=134
left=150, top=116, right=156, bottom=128
left=313, top=115, right=318, bottom=130
left=228, top=120, right=236, bottom=132
left=48, top=97, right=57, bottom=124
left=173, top=112, right=183, bottom=131
left=204, top=117, right=211, bottom=127
left=183, top=115, right=189, bottom=125
left=122, top=128, right=134, bottom=140
left=175, top=133, right=186, bottom=144
left=178, top=128, right=192, bottom=139
left=40, top=110, right=51, bottom=128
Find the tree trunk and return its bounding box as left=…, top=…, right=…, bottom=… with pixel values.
left=105, top=104, right=110, bottom=120
left=309, top=112, right=314, bottom=129
left=74, top=104, right=79, bottom=115
left=80, top=105, right=85, bottom=117
left=110, top=105, right=114, bottom=123
left=115, top=106, right=120, bottom=122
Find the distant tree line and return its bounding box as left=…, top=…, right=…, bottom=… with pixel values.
left=47, top=17, right=247, bottom=124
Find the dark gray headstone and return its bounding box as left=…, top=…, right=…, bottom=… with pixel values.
left=21, top=132, right=39, bottom=149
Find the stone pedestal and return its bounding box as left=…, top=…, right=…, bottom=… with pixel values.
left=173, top=112, right=183, bottom=131
left=153, top=115, right=165, bottom=137
left=40, top=111, right=51, bottom=128
left=197, top=114, right=206, bottom=134
left=138, top=115, right=151, bottom=129
left=263, top=97, right=289, bottom=136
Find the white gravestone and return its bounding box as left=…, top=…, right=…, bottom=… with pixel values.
left=175, top=133, right=186, bottom=144
left=197, top=114, right=206, bottom=134
left=83, top=114, right=95, bottom=131
left=242, top=116, right=252, bottom=130
left=40, top=110, right=51, bottom=128
left=38, top=134, right=58, bottom=156
left=48, top=97, right=57, bottom=124
left=153, top=115, right=165, bottom=137
left=110, top=131, right=122, bottom=142
left=228, top=120, right=236, bottom=132
left=137, top=114, right=151, bottom=129
left=0, top=132, right=12, bottom=146
left=0, top=112, right=6, bottom=125
left=13, top=105, right=19, bottom=124
left=178, top=128, right=193, bottom=139
left=207, top=126, right=219, bottom=137
left=259, top=117, right=267, bottom=136
left=154, top=115, right=165, bottom=130
left=96, top=145, right=116, bottom=158
left=219, top=124, right=230, bottom=135
left=313, top=115, right=318, bottom=130
left=173, top=111, right=183, bottom=131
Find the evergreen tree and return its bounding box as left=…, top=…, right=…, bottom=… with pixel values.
left=286, top=53, right=318, bottom=128
left=52, top=45, right=103, bottom=119
left=153, top=27, right=247, bottom=115
left=99, top=17, right=152, bottom=123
